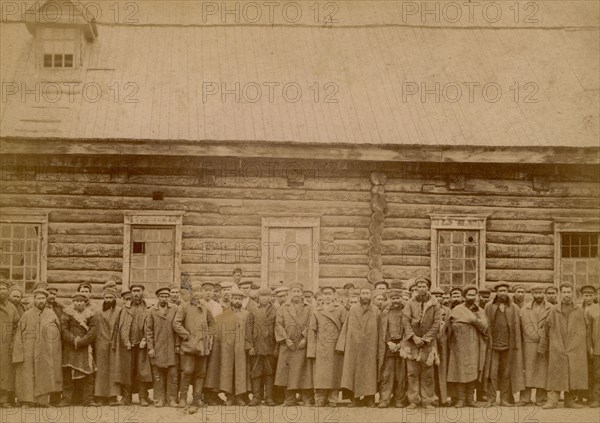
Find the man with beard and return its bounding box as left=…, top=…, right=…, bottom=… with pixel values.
left=219, top=281, right=234, bottom=310
left=441, top=291, right=451, bottom=308
left=400, top=277, right=442, bottom=410
left=274, top=282, right=314, bottom=406
left=169, top=283, right=181, bottom=306
left=113, top=283, right=152, bottom=406
left=93, top=282, right=121, bottom=405
left=308, top=286, right=347, bottom=407
left=377, top=286, right=407, bottom=408
left=518, top=283, right=551, bottom=406
left=205, top=286, right=251, bottom=405
left=173, top=282, right=216, bottom=407
left=46, top=286, right=65, bottom=321
left=247, top=288, right=278, bottom=406
left=373, top=280, right=389, bottom=301
left=449, top=287, right=463, bottom=309
left=8, top=285, right=26, bottom=317
left=482, top=282, right=524, bottom=406
left=77, top=282, right=94, bottom=310
left=447, top=285, right=487, bottom=408
left=512, top=285, right=526, bottom=309
left=539, top=283, right=589, bottom=409
left=478, top=288, right=491, bottom=309
left=0, top=280, right=19, bottom=408
left=59, top=292, right=98, bottom=406
left=431, top=286, right=450, bottom=406
left=585, top=286, right=600, bottom=408
left=336, top=286, right=379, bottom=407
left=545, top=286, right=558, bottom=305
left=12, top=288, right=62, bottom=407
left=373, top=293, right=386, bottom=311
left=146, top=287, right=179, bottom=407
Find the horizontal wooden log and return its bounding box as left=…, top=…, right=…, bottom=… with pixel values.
left=49, top=234, right=123, bottom=244
left=487, top=233, right=553, bottom=245
left=486, top=243, right=554, bottom=259
left=320, top=265, right=370, bottom=278
left=183, top=226, right=261, bottom=239
left=382, top=255, right=431, bottom=267
left=385, top=218, right=431, bottom=229
left=48, top=257, right=122, bottom=271
left=49, top=243, right=122, bottom=258
left=48, top=223, right=123, bottom=236
left=382, top=228, right=430, bottom=240
left=486, top=269, right=554, bottom=283
left=487, top=220, right=553, bottom=233
left=382, top=241, right=431, bottom=256
left=47, top=270, right=122, bottom=283
left=486, top=258, right=554, bottom=270
left=49, top=210, right=125, bottom=223
left=383, top=266, right=430, bottom=280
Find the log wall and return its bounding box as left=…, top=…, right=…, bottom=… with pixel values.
left=1, top=155, right=598, bottom=296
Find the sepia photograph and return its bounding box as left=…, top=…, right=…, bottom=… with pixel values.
left=0, top=1, right=598, bottom=422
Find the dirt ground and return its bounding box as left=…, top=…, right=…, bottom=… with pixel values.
left=1, top=403, right=598, bottom=423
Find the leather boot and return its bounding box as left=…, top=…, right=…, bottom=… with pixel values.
left=118, top=385, right=132, bottom=405
left=249, top=377, right=262, bottom=406
left=465, top=383, right=481, bottom=407
left=454, top=383, right=466, bottom=408
left=542, top=391, right=559, bottom=409
left=565, top=391, right=584, bottom=409
left=153, top=376, right=166, bottom=407
left=179, top=374, right=192, bottom=406
left=264, top=376, right=275, bottom=406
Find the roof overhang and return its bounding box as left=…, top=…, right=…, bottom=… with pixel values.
left=0, top=138, right=598, bottom=165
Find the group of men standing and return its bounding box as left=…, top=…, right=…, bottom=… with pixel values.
left=1, top=270, right=599, bottom=411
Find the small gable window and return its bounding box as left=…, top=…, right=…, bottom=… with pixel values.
left=40, top=27, right=78, bottom=69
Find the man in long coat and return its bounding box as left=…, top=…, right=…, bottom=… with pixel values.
left=204, top=286, right=251, bottom=405
left=585, top=286, right=600, bottom=408
left=377, top=286, right=407, bottom=408
left=12, top=288, right=62, bottom=406
left=112, top=283, right=152, bottom=406
left=274, top=282, right=314, bottom=406
left=539, top=283, right=589, bottom=409
left=307, top=286, right=347, bottom=407
left=247, top=287, right=278, bottom=406
left=93, top=282, right=121, bottom=404
left=431, top=286, right=451, bottom=406
left=336, top=286, right=379, bottom=407
left=447, top=285, right=488, bottom=408
left=400, top=277, right=442, bottom=409
left=59, top=292, right=97, bottom=406
left=146, top=287, right=179, bottom=407
left=483, top=282, right=525, bottom=406
left=0, top=280, right=19, bottom=407
left=173, top=281, right=216, bottom=407
left=518, top=283, right=551, bottom=406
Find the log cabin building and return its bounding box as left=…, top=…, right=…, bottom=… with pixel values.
left=0, top=1, right=598, bottom=300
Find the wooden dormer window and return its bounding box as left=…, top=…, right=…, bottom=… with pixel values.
left=40, top=27, right=78, bottom=69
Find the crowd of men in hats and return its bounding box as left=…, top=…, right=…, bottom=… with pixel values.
left=1, top=269, right=599, bottom=411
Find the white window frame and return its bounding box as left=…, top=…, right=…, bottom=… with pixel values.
left=122, top=211, right=184, bottom=291
left=430, top=214, right=487, bottom=288
left=37, top=26, right=81, bottom=70
left=260, top=214, right=320, bottom=291
left=0, top=209, right=48, bottom=288
left=553, top=218, right=600, bottom=287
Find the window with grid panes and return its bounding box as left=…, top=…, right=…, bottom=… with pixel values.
left=560, top=232, right=599, bottom=293
left=129, top=226, right=175, bottom=294
left=0, top=223, right=41, bottom=287
left=266, top=227, right=313, bottom=289
left=39, top=27, right=77, bottom=68
left=437, top=230, right=479, bottom=287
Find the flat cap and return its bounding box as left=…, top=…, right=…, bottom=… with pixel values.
left=544, top=285, right=558, bottom=293
left=462, top=284, right=479, bottom=296
left=373, top=280, right=389, bottom=289
left=320, top=286, right=336, bottom=293
left=257, top=287, right=272, bottom=296
left=155, top=287, right=171, bottom=296
left=71, top=292, right=89, bottom=301
left=129, top=283, right=145, bottom=291
left=512, top=284, right=526, bottom=292
left=220, top=281, right=234, bottom=289
left=77, top=282, right=92, bottom=292
left=289, top=282, right=304, bottom=290
left=33, top=288, right=49, bottom=297
left=530, top=283, right=547, bottom=292
left=430, top=287, right=445, bottom=295
left=274, top=286, right=289, bottom=294
left=238, top=280, right=253, bottom=287
left=494, top=281, right=510, bottom=291
left=580, top=284, right=597, bottom=294
left=449, top=286, right=463, bottom=295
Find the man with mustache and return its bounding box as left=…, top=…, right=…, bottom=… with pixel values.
left=539, top=283, right=589, bottom=409
left=173, top=281, right=216, bottom=407
left=204, top=286, right=251, bottom=406
left=545, top=286, right=558, bottom=305
left=449, top=287, right=463, bottom=309
left=518, top=283, right=551, bottom=406
left=478, top=288, right=491, bottom=309
left=247, top=288, right=278, bottom=406
left=512, top=285, right=526, bottom=309
left=59, top=292, right=98, bottom=407
left=274, top=282, right=314, bottom=406
left=219, top=281, right=234, bottom=310
left=308, top=286, right=347, bottom=407
left=146, top=287, right=179, bottom=407
left=92, top=281, right=121, bottom=405
left=113, top=283, right=152, bottom=406
left=336, top=285, right=379, bottom=407
left=585, top=286, right=600, bottom=408
left=377, top=284, right=407, bottom=408
left=447, top=285, right=488, bottom=408
left=400, top=277, right=442, bottom=410
left=12, top=288, right=62, bottom=407
left=0, top=280, right=19, bottom=408
left=8, top=285, right=26, bottom=317
left=482, top=282, right=524, bottom=406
